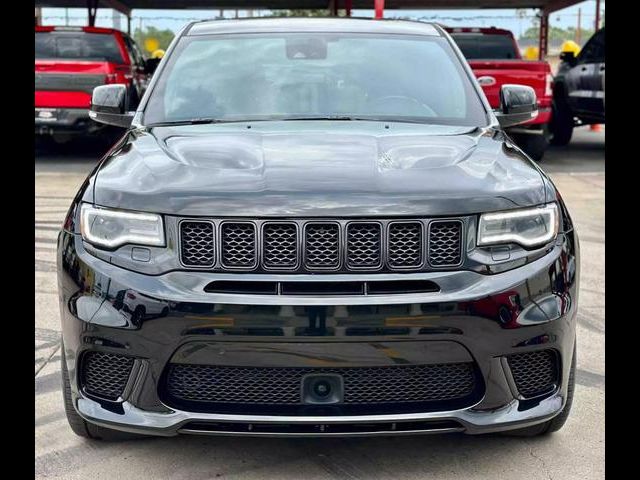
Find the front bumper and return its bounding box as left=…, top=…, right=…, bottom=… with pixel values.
left=35, top=108, right=101, bottom=136
left=58, top=229, right=578, bottom=437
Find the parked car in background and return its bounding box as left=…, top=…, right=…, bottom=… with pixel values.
left=446, top=27, right=554, bottom=160
left=35, top=26, right=155, bottom=146
left=550, top=27, right=605, bottom=146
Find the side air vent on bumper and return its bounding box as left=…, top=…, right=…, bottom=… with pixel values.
left=507, top=350, right=560, bottom=398
left=80, top=352, right=135, bottom=401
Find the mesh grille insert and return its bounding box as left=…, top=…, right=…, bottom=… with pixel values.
left=81, top=352, right=134, bottom=401
left=347, top=223, right=382, bottom=268
left=305, top=224, right=340, bottom=269
left=388, top=222, right=423, bottom=268
left=428, top=221, right=462, bottom=267
left=221, top=223, right=256, bottom=268
left=165, top=363, right=476, bottom=405
left=508, top=350, right=559, bottom=398
left=180, top=221, right=214, bottom=267
left=263, top=223, right=298, bottom=269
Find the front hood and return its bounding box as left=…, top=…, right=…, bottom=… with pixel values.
left=93, top=121, right=546, bottom=217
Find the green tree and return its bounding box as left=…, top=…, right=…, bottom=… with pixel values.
left=519, top=25, right=594, bottom=43
left=133, top=26, right=175, bottom=54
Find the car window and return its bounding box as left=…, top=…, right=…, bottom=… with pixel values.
left=450, top=33, right=519, bottom=60
left=35, top=32, right=124, bottom=63
left=144, top=33, right=488, bottom=127
left=579, top=30, right=605, bottom=64
left=123, top=35, right=145, bottom=66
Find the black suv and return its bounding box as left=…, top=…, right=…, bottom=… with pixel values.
left=551, top=27, right=605, bottom=145
left=57, top=18, right=579, bottom=440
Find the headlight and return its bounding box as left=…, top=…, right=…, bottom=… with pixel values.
left=478, top=203, right=559, bottom=248
left=80, top=204, right=165, bottom=249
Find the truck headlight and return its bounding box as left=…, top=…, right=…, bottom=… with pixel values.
left=478, top=203, right=559, bottom=248
left=80, top=204, right=165, bottom=249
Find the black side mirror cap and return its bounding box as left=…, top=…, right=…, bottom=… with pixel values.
left=89, top=84, right=134, bottom=128
left=495, top=84, right=538, bottom=128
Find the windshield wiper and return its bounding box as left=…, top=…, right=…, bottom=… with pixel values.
left=146, top=118, right=241, bottom=127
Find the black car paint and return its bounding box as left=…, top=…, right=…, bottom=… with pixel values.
left=57, top=18, right=579, bottom=437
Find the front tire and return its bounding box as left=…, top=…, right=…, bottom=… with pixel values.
left=505, top=342, right=576, bottom=437
left=61, top=345, right=142, bottom=441
left=550, top=99, right=574, bottom=146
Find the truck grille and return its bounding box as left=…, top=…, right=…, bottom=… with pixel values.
left=34, top=73, right=106, bottom=93
left=179, top=218, right=464, bottom=273
left=507, top=350, right=559, bottom=398
left=165, top=363, right=476, bottom=406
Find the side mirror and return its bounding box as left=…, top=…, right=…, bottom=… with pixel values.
left=89, top=84, right=133, bottom=128
left=495, top=84, right=538, bottom=128
left=144, top=58, right=161, bottom=75
left=559, top=50, right=577, bottom=66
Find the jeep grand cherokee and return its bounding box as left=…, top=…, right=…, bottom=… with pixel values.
left=57, top=18, right=578, bottom=440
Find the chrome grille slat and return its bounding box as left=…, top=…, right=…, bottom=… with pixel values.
left=180, top=221, right=215, bottom=267
left=263, top=223, right=298, bottom=269
left=388, top=222, right=423, bottom=268
left=221, top=222, right=257, bottom=268
left=346, top=222, right=382, bottom=268
left=179, top=218, right=464, bottom=272
left=304, top=223, right=341, bottom=269
left=428, top=220, right=463, bottom=267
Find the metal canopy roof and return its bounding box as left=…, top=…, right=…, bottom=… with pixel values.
left=34, top=0, right=584, bottom=16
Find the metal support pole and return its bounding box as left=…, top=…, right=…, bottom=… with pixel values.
left=329, top=0, right=338, bottom=16
left=345, top=0, right=352, bottom=17
left=127, top=15, right=131, bottom=34
left=538, top=12, right=548, bottom=60
left=374, top=0, right=385, bottom=20
left=87, top=0, right=98, bottom=27
left=595, top=0, right=601, bottom=30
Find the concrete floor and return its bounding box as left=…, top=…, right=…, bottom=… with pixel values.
left=35, top=127, right=604, bottom=480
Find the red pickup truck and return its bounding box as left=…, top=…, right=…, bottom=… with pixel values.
left=445, top=27, right=553, bottom=160
left=35, top=26, right=154, bottom=146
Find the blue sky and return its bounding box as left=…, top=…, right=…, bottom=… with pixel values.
left=42, top=0, right=603, bottom=36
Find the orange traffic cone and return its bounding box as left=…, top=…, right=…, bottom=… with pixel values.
left=590, top=124, right=602, bottom=132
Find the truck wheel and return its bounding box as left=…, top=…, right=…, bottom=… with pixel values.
left=504, top=341, right=576, bottom=437
left=550, top=101, right=574, bottom=146
left=511, top=130, right=549, bottom=162
left=61, top=344, right=142, bottom=441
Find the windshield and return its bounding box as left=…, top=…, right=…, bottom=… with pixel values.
left=35, top=32, right=124, bottom=63
left=450, top=33, right=519, bottom=60
left=143, top=33, right=487, bottom=126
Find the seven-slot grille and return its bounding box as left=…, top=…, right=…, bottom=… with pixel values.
left=165, top=363, right=476, bottom=406
left=179, top=219, right=464, bottom=272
